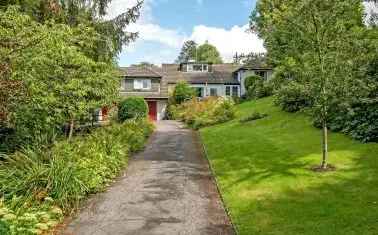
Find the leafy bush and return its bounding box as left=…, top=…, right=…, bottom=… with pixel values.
left=172, top=97, right=236, bottom=129
left=0, top=197, right=62, bottom=235
left=245, top=75, right=273, bottom=99
left=313, top=99, right=378, bottom=142
left=240, top=112, right=268, bottom=123
left=274, top=82, right=314, bottom=112
left=0, top=119, right=154, bottom=234
left=170, top=81, right=195, bottom=105
left=118, top=97, right=148, bottom=121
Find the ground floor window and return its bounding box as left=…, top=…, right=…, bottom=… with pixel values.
left=225, top=86, right=231, bottom=96
left=232, top=86, right=239, bottom=97
left=210, top=88, right=218, bottom=96
left=195, top=87, right=204, bottom=97
left=226, top=86, right=239, bottom=97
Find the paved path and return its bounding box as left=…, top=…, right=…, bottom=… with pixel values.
left=61, top=121, right=234, bottom=235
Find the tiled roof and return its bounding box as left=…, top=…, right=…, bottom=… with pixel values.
left=162, top=63, right=241, bottom=84
left=119, top=66, right=162, bottom=78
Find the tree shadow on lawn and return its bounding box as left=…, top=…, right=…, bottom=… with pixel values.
left=203, top=121, right=378, bottom=234
left=234, top=160, right=378, bottom=235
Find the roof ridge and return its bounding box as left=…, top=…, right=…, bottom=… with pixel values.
left=144, top=65, right=162, bottom=77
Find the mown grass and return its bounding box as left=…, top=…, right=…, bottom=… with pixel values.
left=200, top=97, right=378, bottom=235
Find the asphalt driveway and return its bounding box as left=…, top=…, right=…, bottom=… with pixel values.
left=61, top=121, right=234, bottom=235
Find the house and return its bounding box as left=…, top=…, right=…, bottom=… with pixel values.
left=118, top=62, right=273, bottom=121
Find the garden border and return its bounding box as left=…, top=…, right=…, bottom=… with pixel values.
left=197, top=131, right=239, bottom=235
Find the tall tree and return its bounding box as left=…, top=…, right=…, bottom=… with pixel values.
left=0, top=0, right=143, bottom=63
left=0, top=6, right=124, bottom=145
left=176, top=40, right=198, bottom=63
left=196, top=41, right=223, bottom=64
left=251, top=0, right=365, bottom=169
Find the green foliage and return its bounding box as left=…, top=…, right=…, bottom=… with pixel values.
left=244, top=75, right=273, bottom=99
left=0, top=0, right=143, bottom=62
left=170, top=81, right=195, bottom=105
left=0, top=119, right=153, bottom=234
left=239, top=112, right=268, bottom=123
left=274, top=82, right=314, bottom=112
left=313, top=99, right=378, bottom=142
left=0, top=197, right=63, bottom=235
left=172, top=97, right=235, bottom=129
left=176, top=40, right=198, bottom=63
left=196, top=42, right=223, bottom=64
left=201, top=98, right=378, bottom=234
left=251, top=0, right=378, bottom=146
left=118, top=97, right=148, bottom=121
left=0, top=7, right=120, bottom=147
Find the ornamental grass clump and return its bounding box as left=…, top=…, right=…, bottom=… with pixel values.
left=0, top=119, right=154, bottom=234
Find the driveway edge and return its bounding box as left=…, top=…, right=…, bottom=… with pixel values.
left=196, top=131, right=239, bottom=235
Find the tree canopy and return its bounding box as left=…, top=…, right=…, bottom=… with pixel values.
left=176, top=40, right=223, bottom=64
left=196, top=41, right=223, bottom=64
left=250, top=0, right=376, bottom=168
left=0, top=1, right=142, bottom=147
left=176, top=40, right=198, bottom=63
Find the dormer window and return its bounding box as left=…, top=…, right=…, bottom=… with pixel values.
left=187, top=64, right=209, bottom=73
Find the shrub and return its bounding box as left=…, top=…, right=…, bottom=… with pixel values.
left=173, top=97, right=236, bottom=129
left=0, top=119, right=154, bottom=233
left=245, top=75, right=273, bottom=99
left=313, top=99, right=378, bottom=142
left=240, top=112, right=268, bottom=123
left=118, top=97, right=148, bottom=122
left=171, top=81, right=195, bottom=105
left=274, top=82, right=313, bottom=112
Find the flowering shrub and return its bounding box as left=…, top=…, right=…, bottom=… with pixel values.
left=171, top=97, right=236, bottom=129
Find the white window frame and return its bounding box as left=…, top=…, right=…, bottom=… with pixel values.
left=225, top=85, right=239, bottom=97
left=232, top=86, right=239, bottom=97
left=134, top=79, right=151, bottom=90
left=186, top=64, right=208, bottom=73
left=225, top=86, right=231, bottom=96
left=120, top=79, right=126, bottom=91
left=209, top=88, right=218, bottom=96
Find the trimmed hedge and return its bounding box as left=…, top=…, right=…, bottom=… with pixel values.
left=118, top=97, right=148, bottom=121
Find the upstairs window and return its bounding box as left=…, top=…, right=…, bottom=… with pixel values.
left=120, top=79, right=126, bottom=90
left=134, top=79, right=151, bottom=90
left=187, top=64, right=209, bottom=72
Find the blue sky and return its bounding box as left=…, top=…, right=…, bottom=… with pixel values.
left=107, top=0, right=265, bottom=66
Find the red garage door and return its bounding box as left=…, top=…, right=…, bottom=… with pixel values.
left=147, top=101, right=157, bottom=121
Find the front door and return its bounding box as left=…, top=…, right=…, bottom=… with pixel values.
left=147, top=101, right=157, bottom=121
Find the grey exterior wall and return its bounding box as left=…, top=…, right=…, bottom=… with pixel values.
left=122, top=78, right=161, bottom=92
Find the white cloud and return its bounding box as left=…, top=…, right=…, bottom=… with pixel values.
left=105, top=0, right=154, bottom=23
left=189, top=24, right=265, bottom=62
left=128, top=23, right=185, bottom=49
left=108, top=0, right=266, bottom=65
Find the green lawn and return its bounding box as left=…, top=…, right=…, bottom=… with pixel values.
left=200, top=97, right=378, bottom=235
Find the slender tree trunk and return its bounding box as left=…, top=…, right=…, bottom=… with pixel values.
left=321, top=118, right=328, bottom=169
left=68, top=118, right=74, bottom=140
